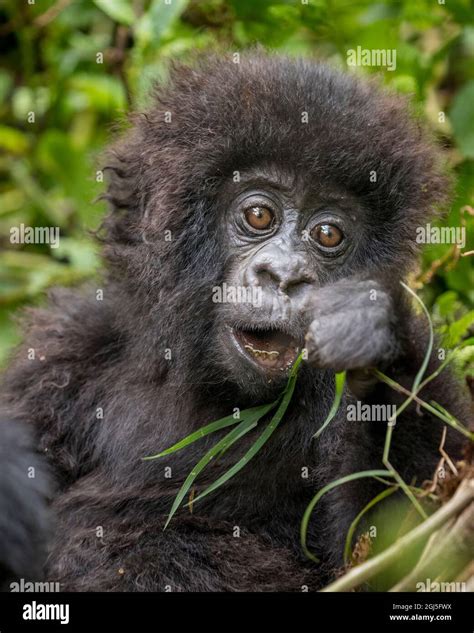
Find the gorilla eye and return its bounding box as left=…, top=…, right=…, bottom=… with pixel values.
left=244, top=206, right=274, bottom=231
left=311, top=223, right=343, bottom=248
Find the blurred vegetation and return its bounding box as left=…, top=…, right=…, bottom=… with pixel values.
left=0, top=0, right=473, bottom=370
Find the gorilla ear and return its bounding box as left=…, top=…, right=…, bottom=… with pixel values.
left=97, top=119, right=156, bottom=248
left=101, top=127, right=146, bottom=215
left=98, top=100, right=197, bottom=249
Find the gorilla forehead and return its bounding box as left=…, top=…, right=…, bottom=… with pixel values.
left=148, top=53, right=447, bottom=214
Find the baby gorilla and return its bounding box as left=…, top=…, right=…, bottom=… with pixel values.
left=0, top=53, right=470, bottom=592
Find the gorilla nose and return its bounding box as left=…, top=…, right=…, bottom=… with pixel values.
left=246, top=253, right=315, bottom=296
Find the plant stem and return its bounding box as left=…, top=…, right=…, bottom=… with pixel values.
left=374, top=370, right=474, bottom=441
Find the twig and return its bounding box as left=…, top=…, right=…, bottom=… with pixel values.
left=34, top=0, right=71, bottom=27
left=374, top=370, right=474, bottom=441
left=421, top=427, right=458, bottom=497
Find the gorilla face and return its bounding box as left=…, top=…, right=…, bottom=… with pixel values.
left=100, top=54, right=448, bottom=398
left=214, top=167, right=365, bottom=390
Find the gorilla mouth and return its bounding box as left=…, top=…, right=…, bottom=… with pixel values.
left=232, top=326, right=300, bottom=372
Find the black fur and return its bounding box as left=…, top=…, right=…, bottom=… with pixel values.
left=0, top=53, right=470, bottom=591
left=0, top=419, right=50, bottom=590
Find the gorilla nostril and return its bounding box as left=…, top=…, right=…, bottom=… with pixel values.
left=283, top=279, right=314, bottom=300
left=254, top=264, right=281, bottom=288
left=279, top=268, right=316, bottom=293
left=260, top=270, right=278, bottom=285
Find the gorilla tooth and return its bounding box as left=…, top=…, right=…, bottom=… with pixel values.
left=244, top=344, right=280, bottom=358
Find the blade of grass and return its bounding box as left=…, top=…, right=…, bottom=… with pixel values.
left=143, top=404, right=276, bottom=460
left=376, top=282, right=456, bottom=521
left=382, top=422, right=428, bottom=520
left=313, top=371, right=346, bottom=439
left=377, top=282, right=435, bottom=421
left=428, top=401, right=474, bottom=441
left=304, top=282, right=464, bottom=567
left=217, top=402, right=279, bottom=458
left=375, top=369, right=474, bottom=441
left=400, top=281, right=433, bottom=392
left=163, top=407, right=272, bottom=529
left=417, top=337, right=474, bottom=392
left=300, top=470, right=393, bottom=563
left=372, top=339, right=473, bottom=423
left=189, top=354, right=304, bottom=507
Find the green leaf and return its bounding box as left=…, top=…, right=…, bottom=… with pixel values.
left=190, top=355, right=303, bottom=507
left=149, top=0, right=189, bottom=39
left=54, top=238, right=99, bottom=276
left=68, top=74, right=126, bottom=112
left=313, top=371, right=346, bottom=439
left=401, top=282, right=433, bottom=392
left=143, top=403, right=276, bottom=460
left=135, top=0, right=189, bottom=45
left=0, top=126, right=29, bottom=155
left=94, top=0, right=136, bottom=25
left=446, top=310, right=474, bottom=347
left=417, top=337, right=474, bottom=391
left=450, top=80, right=474, bottom=158
left=433, top=290, right=459, bottom=319
left=163, top=410, right=268, bottom=529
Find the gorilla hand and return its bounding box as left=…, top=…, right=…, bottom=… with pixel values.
left=304, top=278, right=398, bottom=375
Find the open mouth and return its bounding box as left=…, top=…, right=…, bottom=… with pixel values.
left=232, top=326, right=300, bottom=372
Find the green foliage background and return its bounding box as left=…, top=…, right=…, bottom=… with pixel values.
left=0, top=0, right=473, bottom=369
